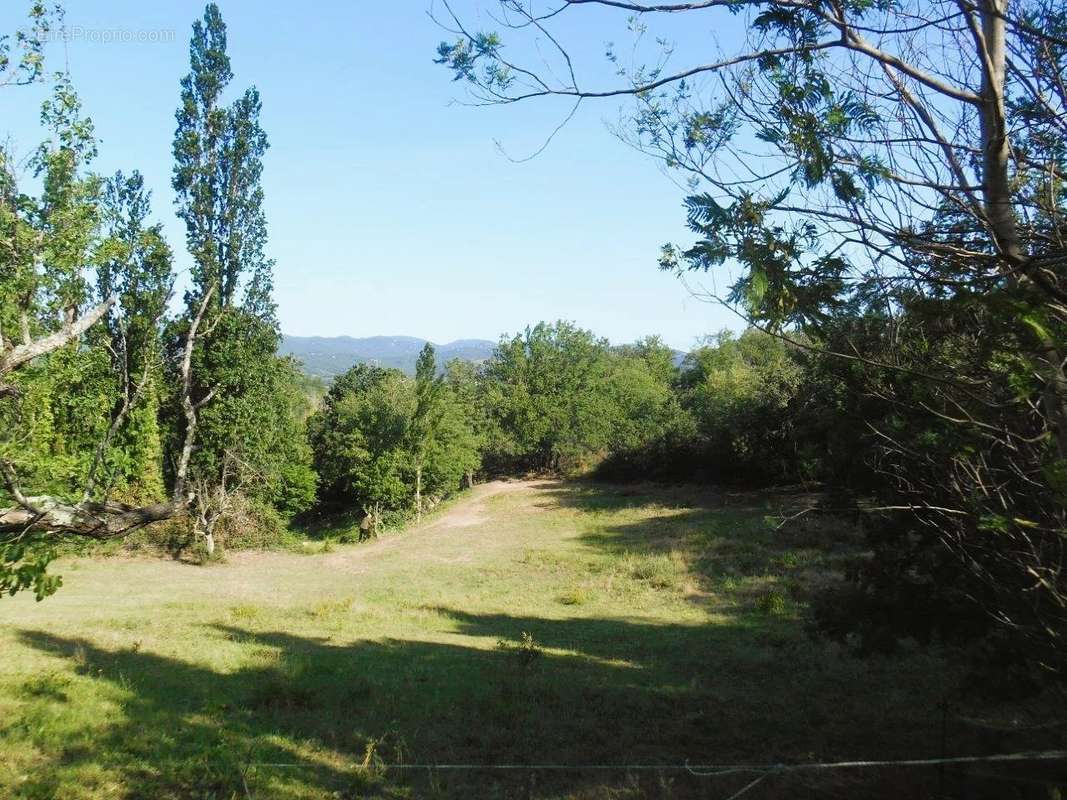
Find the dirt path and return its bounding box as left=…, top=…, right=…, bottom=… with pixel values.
left=318, top=479, right=545, bottom=574
left=421, top=479, right=537, bottom=530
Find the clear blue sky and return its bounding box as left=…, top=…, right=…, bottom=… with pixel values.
left=1, top=1, right=741, bottom=350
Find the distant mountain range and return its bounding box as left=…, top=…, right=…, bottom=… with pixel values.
left=280, top=335, right=497, bottom=379
left=282, top=334, right=690, bottom=381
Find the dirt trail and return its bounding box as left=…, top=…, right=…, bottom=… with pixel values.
left=421, top=479, right=534, bottom=530
left=319, top=479, right=545, bottom=573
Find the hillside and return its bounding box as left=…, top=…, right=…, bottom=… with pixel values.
left=280, top=335, right=496, bottom=378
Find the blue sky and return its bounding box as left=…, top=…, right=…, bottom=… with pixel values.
left=1, top=1, right=742, bottom=350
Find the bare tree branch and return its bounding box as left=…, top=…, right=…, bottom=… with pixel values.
left=0, top=295, right=116, bottom=377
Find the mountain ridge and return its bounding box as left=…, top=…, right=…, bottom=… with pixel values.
left=280, top=334, right=497, bottom=379
left=282, top=334, right=689, bottom=380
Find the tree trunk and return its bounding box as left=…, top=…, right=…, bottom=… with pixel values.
left=415, top=464, right=422, bottom=522
left=977, top=0, right=1020, bottom=264
left=977, top=0, right=1067, bottom=458
left=194, top=510, right=217, bottom=557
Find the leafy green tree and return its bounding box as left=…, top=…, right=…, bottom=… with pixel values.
left=1, top=75, right=104, bottom=491
left=90, top=171, right=174, bottom=501
left=169, top=3, right=296, bottom=553
left=409, top=344, right=442, bottom=519
left=410, top=345, right=481, bottom=511
left=0, top=2, right=61, bottom=88
left=0, top=3, right=302, bottom=593
left=616, top=336, right=676, bottom=388
left=679, top=330, right=804, bottom=481
left=309, top=365, right=415, bottom=522
left=443, top=357, right=487, bottom=488
left=310, top=354, right=481, bottom=525
left=422, top=389, right=481, bottom=498
left=602, top=343, right=688, bottom=457
left=251, top=356, right=318, bottom=518
left=0, top=75, right=109, bottom=598
left=483, top=321, right=613, bottom=471
left=587, top=339, right=697, bottom=481
left=480, top=323, right=688, bottom=476
left=1, top=46, right=192, bottom=596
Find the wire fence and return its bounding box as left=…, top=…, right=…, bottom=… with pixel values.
left=249, top=749, right=1067, bottom=799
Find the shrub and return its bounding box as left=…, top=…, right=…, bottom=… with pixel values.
left=126, top=517, right=195, bottom=557
left=497, top=631, right=543, bottom=670
left=216, top=494, right=288, bottom=550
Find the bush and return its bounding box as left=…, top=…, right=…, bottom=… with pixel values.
left=558, top=587, right=591, bottom=605
left=216, top=494, right=288, bottom=550
left=126, top=493, right=291, bottom=556
left=755, top=589, right=787, bottom=616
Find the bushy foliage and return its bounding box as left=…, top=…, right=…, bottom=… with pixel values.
left=600, top=329, right=828, bottom=485
left=2, top=4, right=320, bottom=597
left=308, top=349, right=481, bottom=518
left=310, top=365, right=415, bottom=514
left=480, top=321, right=612, bottom=472
left=477, top=322, right=685, bottom=474
left=807, top=292, right=1067, bottom=676
left=678, top=330, right=805, bottom=482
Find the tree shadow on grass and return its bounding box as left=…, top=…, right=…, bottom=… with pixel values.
left=13, top=615, right=1061, bottom=800
left=533, top=480, right=862, bottom=612
left=9, top=479, right=1063, bottom=797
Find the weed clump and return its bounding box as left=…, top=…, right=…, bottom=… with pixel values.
left=756, top=589, right=787, bottom=616
left=557, top=587, right=590, bottom=605
left=497, top=631, right=543, bottom=670
left=229, top=604, right=261, bottom=623
left=307, top=596, right=353, bottom=619
left=20, top=672, right=71, bottom=701
left=624, top=551, right=685, bottom=590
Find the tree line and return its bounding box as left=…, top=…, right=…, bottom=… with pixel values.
left=311, top=321, right=901, bottom=521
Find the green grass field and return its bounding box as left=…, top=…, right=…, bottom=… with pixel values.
left=0, top=481, right=1061, bottom=799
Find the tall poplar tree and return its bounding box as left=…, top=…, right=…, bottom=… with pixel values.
left=409, top=344, right=442, bottom=520
left=170, top=3, right=308, bottom=553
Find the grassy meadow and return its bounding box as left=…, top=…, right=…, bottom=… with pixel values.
left=0, top=481, right=1061, bottom=799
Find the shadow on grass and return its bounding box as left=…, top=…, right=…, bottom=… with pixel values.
left=13, top=613, right=1062, bottom=799
left=7, top=478, right=1061, bottom=798
left=289, top=505, right=367, bottom=543
left=534, top=480, right=862, bottom=611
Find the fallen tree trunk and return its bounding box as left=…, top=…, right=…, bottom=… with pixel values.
left=0, top=496, right=186, bottom=540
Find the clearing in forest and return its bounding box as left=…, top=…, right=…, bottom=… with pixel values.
left=0, top=481, right=1056, bottom=799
